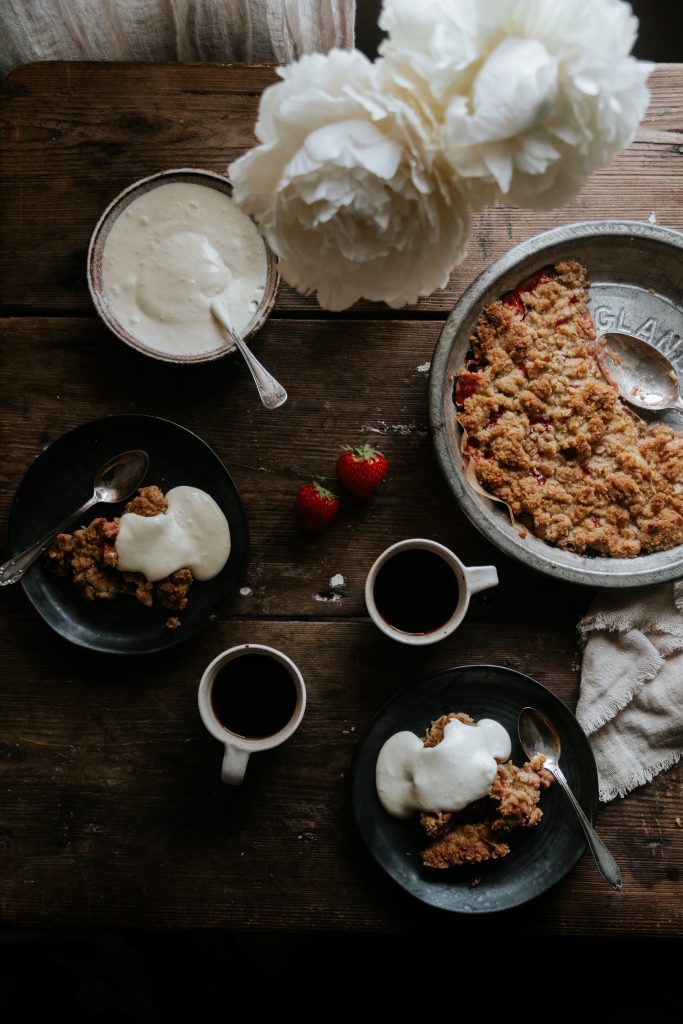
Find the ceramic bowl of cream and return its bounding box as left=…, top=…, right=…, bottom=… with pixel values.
left=88, top=168, right=280, bottom=364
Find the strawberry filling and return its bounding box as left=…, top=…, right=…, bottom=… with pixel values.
left=454, top=371, right=481, bottom=406
left=102, top=543, right=118, bottom=568
left=501, top=267, right=554, bottom=319
left=501, top=292, right=525, bottom=317
left=465, top=440, right=493, bottom=461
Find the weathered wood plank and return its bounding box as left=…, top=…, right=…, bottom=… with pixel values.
left=0, top=616, right=679, bottom=933
left=0, top=315, right=594, bottom=622
left=0, top=63, right=681, bottom=315
left=1, top=61, right=681, bottom=940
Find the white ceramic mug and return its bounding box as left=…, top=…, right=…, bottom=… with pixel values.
left=198, top=643, right=306, bottom=785
left=365, top=538, right=498, bottom=646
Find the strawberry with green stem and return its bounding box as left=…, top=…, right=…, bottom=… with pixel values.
left=294, top=481, right=339, bottom=532
left=336, top=444, right=388, bottom=497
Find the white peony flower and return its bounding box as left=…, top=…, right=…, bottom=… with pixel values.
left=228, top=48, right=470, bottom=311
left=380, top=0, right=653, bottom=210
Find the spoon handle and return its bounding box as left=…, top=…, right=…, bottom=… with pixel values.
left=552, top=764, right=622, bottom=891
left=232, top=332, right=288, bottom=410
left=211, top=300, right=287, bottom=410
left=0, top=494, right=98, bottom=586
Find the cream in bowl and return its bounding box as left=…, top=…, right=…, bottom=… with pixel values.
left=88, top=169, right=279, bottom=363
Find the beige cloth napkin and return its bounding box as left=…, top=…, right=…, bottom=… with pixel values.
left=576, top=582, right=683, bottom=801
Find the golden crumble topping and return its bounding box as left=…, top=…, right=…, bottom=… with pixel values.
left=455, top=260, right=683, bottom=557
left=419, top=713, right=553, bottom=870
left=46, top=485, right=193, bottom=628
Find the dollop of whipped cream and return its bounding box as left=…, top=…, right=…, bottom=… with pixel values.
left=115, top=485, right=230, bottom=582
left=376, top=717, right=511, bottom=818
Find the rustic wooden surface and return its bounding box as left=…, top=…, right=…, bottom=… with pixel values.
left=0, top=62, right=681, bottom=935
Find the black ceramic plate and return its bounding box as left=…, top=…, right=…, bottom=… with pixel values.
left=351, top=664, right=598, bottom=913
left=7, top=415, right=249, bottom=654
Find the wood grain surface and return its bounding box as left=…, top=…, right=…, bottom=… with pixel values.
left=1, top=616, right=680, bottom=933
left=0, top=61, right=681, bottom=935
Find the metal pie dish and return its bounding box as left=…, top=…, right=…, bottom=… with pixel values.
left=88, top=168, right=280, bottom=365
left=428, top=221, right=683, bottom=588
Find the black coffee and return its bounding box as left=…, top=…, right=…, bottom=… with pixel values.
left=373, top=548, right=460, bottom=634
left=210, top=653, right=298, bottom=738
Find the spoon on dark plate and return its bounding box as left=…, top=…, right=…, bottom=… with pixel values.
left=518, top=706, right=622, bottom=891
left=595, top=331, right=683, bottom=414
left=0, top=449, right=149, bottom=586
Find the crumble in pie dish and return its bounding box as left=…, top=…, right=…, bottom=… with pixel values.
left=455, top=260, right=683, bottom=557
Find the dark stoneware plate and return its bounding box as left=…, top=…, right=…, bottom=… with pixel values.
left=351, top=664, right=598, bottom=913
left=8, top=415, right=249, bottom=654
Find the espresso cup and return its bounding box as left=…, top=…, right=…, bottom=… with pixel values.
left=198, top=643, right=306, bottom=785
left=365, top=538, right=498, bottom=645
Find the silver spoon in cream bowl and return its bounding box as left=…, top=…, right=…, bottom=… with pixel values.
left=211, top=297, right=287, bottom=410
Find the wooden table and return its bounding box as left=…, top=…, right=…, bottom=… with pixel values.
left=0, top=62, right=681, bottom=936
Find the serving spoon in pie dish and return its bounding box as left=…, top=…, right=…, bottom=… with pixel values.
left=518, top=707, right=622, bottom=891
left=0, top=449, right=149, bottom=586
left=594, top=331, right=683, bottom=414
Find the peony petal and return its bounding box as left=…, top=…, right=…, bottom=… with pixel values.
left=470, top=38, right=559, bottom=141
left=301, top=119, right=404, bottom=180
left=381, top=0, right=652, bottom=212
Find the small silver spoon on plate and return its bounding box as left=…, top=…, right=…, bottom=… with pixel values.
left=595, top=331, right=683, bottom=414
left=518, top=706, right=622, bottom=891
left=211, top=297, right=287, bottom=410
left=0, top=449, right=149, bottom=586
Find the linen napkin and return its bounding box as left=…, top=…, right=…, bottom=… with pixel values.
left=576, top=581, right=683, bottom=801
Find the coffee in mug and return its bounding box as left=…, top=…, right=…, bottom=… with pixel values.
left=198, top=644, right=306, bottom=785
left=210, top=653, right=298, bottom=739
left=365, top=539, right=498, bottom=645
left=372, top=547, right=461, bottom=634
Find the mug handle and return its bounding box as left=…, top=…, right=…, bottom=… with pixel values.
left=464, top=565, right=499, bottom=595
left=221, top=744, right=250, bottom=785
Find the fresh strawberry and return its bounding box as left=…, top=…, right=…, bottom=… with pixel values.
left=336, top=444, right=388, bottom=497
left=294, top=481, right=339, bottom=532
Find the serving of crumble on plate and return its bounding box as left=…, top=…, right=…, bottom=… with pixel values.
left=418, top=713, right=553, bottom=870
left=7, top=415, right=249, bottom=655
left=351, top=665, right=597, bottom=914
left=46, top=486, right=194, bottom=632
